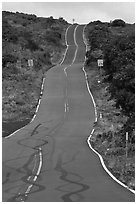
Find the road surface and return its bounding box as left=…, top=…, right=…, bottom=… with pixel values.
left=2, top=24, right=135, bottom=202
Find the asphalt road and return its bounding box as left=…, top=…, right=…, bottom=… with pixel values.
left=2, top=24, right=135, bottom=202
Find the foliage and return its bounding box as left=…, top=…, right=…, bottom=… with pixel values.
left=45, top=29, right=62, bottom=46
left=103, top=34, right=135, bottom=139
left=86, top=19, right=135, bottom=140
left=2, top=11, right=68, bottom=122
left=88, top=24, right=110, bottom=50
left=2, top=19, right=18, bottom=43
left=85, top=20, right=135, bottom=189
left=2, top=54, right=18, bottom=67
left=111, top=19, right=126, bottom=27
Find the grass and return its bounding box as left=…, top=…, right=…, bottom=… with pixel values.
left=2, top=65, right=54, bottom=136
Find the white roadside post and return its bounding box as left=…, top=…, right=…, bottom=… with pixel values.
left=126, top=132, right=128, bottom=158
left=125, top=132, right=128, bottom=173
left=111, top=124, right=115, bottom=148
left=100, top=112, right=102, bottom=119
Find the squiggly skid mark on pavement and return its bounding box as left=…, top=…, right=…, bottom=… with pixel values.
left=55, top=153, right=90, bottom=202
left=7, top=151, right=45, bottom=202
left=3, top=124, right=47, bottom=202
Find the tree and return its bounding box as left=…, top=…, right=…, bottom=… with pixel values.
left=103, top=33, right=135, bottom=136
left=111, top=19, right=126, bottom=27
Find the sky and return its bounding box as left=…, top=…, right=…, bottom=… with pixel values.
left=2, top=2, right=135, bottom=24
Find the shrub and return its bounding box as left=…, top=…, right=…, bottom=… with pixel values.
left=2, top=19, right=18, bottom=43
left=2, top=64, right=18, bottom=78
left=111, top=19, right=126, bottom=27
left=2, top=54, right=18, bottom=67
left=25, top=39, right=39, bottom=51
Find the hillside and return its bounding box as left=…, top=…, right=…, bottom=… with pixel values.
left=2, top=11, right=69, bottom=136
left=85, top=19, right=135, bottom=189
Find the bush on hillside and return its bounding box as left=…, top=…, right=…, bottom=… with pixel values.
left=2, top=54, right=18, bottom=67
left=2, top=19, right=18, bottom=43
left=111, top=19, right=126, bottom=27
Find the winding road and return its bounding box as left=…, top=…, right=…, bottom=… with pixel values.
left=2, top=24, right=135, bottom=202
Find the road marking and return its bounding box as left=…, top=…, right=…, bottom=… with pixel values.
left=65, top=103, right=67, bottom=113
left=72, top=25, right=79, bottom=64
left=63, top=25, right=79, bottom=75
left=82, top=25, right=135, bottom=194
left=60, top=25, right=71, bottom=65
left=67, top=104, right=69, bottom=112
left=64, top=67, right=67, bottom=76
left=63, top=24, right=79, bottom=114
left=65, top=102, right=69, bottom=113
left=30, top=25, right=72, bottom=122
left=41, top=78, right=45, bottom=90
left=30, top=77, right=46, bottom=123
left=25, top=147, right=43, bottom=195
left=65, top=103, right=68, bottom=113
left=27, top=155, right=37, bottom=182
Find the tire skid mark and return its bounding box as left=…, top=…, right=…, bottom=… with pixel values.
left=4, top=125, right=46, bottom=201
left=55, top=153, right=90, bottom=202
left=3, top=124, right=46, bottom=201
left=3, top=149, right=47, bottom=201
left=3, top=117, right=67, bottom=201
left=6, top=149, right=45, bottom=202
left=30, top=123, right=41, bottom=136
left=2, top=172, right=10, bottom=185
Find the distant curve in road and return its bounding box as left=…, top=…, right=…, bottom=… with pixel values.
left=2, top=24, right=135, bottom=202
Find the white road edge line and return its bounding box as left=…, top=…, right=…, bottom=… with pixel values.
left=72, top=25, right=79, bottom=64
left=60, top=25, right=71, bottom=65
left=65, top=103, right=67, bottom=113
left=5, top=25, right=72, bottom=139
left=82, top=25, right=135, bottom=194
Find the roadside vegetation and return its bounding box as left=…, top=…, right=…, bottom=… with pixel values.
left=85, top=19, right=135, bottom=190
left=2, top=11, right=68, bottom=136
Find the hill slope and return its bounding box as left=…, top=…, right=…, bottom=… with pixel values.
left=2, top=11, right=69, bottom=136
